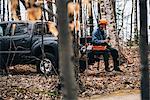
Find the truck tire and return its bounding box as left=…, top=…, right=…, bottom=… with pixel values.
left=36, top=53, right=57, bottom=75
left=0, top=55, right=7, bottom=74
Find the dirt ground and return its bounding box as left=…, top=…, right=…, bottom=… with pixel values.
left=0, top=48, right=141, bottom=100
left=79, top=90, right=140, bottom=100
left=0, top=62, right=141, bottom=100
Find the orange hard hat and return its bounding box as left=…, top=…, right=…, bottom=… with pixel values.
left=99, top=19, right=108, bottom=25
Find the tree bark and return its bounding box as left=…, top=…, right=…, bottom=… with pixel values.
left=68, top=0, right=84, bottom=94
left=0, top=0, right=1, bottom=21
left=134, top=0, right=139, bottom=45
left=16, top=0, right=21, bottom=20
left=2, top=0, right=5, bottom=21
left=20, top=0, right=26, bottom=9
left=139, top=0, right=149, bottom=100
left=112, top=0, right=116, bottom=24
left=56, top=0, right=77, bottom=99
left=129, top=0, right=134, bottom=47
left=7, top=0, right=9, bottom=21
left=89, top=1, right=93, bottom=36
left=47, top=0, right=53, bottom=21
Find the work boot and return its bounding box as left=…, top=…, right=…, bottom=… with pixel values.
left=104, top=61, right=111, bottom=72
left=114, top=67, right=123, bottom=72
left=105, top=67, right=111, bottom=72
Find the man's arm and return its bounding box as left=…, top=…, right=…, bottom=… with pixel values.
left=92, top=36, right=105, bottom=44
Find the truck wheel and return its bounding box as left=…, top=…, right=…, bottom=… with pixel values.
left=36, top=53, right=57, bottom=75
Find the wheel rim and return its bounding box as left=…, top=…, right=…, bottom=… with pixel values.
left=40, top=58, right=53, bottom=74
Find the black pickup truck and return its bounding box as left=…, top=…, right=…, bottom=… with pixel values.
left=0, top=21, right=58, bottom=74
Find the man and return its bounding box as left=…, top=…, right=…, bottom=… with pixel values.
left=92, top=19, right=123, bottom=72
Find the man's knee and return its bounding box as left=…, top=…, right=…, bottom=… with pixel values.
left=110, top=48, right=118, bottom=54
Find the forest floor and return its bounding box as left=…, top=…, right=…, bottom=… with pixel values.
left=0, top=47, right=142, bottom=100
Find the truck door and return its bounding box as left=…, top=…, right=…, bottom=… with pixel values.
left=8, top=23, right=32, bottom=53
left=0, top=22, right=10, bottom=52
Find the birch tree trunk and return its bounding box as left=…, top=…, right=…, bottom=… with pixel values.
left=100, top=0, right=118, bottom=47
left=117, top=0, right=126, bottom=46
left=48, top=1, right=52, bottom=21
left=47, top=0, right=54, bottom=21
left=139, top=0, right=149, bottom=99
left=129, top=0, right=134, bottom=47
left=68, top=0, right=84, bottom=93
left=10, top=0, right=19, bottom=20
left=92, top=0, right=98, bottom=30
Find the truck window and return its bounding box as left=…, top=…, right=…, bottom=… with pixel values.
left=9, top=23, right=28, bottom=36
left=33, top=23, right=48, bottom=35
left=14, top=23, right=28, bottom=35
left=0, top=23, right=8, bottom=36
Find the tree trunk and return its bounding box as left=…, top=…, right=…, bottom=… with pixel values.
left=20, top=0, right=26, bottom=9
left=56, top=0, right=77, bottom=99
left=2, top=0, right=5, bottom=21
left=134, top=0, right=139, bottom=45
left=112, top=0, right=116, bottom=24
left=92, top=0, right=98, bottom=30
left=129, top=0, right=134, bottom=47
left=10, top=0, right=20, bottom=20
left=0, top=0, right=1, bottom=21
left=139, top=0, right=149, bottom=100
left=68, top=0, right=84, bottom=94
left=89, top=1, right=93, bottom=36
left=16, top=0, right=21, bottom=20
left=43, top=0, right=47, bottom=20
left=47, top=1, right=53, bottom=21
left=101, top=0, right=118, bottom=47
left=7, top=0, right=9, bottom=21
left=117, top=0, right=126, bottom=46
left=98, top=2, right=101, bottom=19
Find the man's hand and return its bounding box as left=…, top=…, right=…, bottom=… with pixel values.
left=103, top=39, right=110, bottom=43
left=107, top=37, right=111, bottom=40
